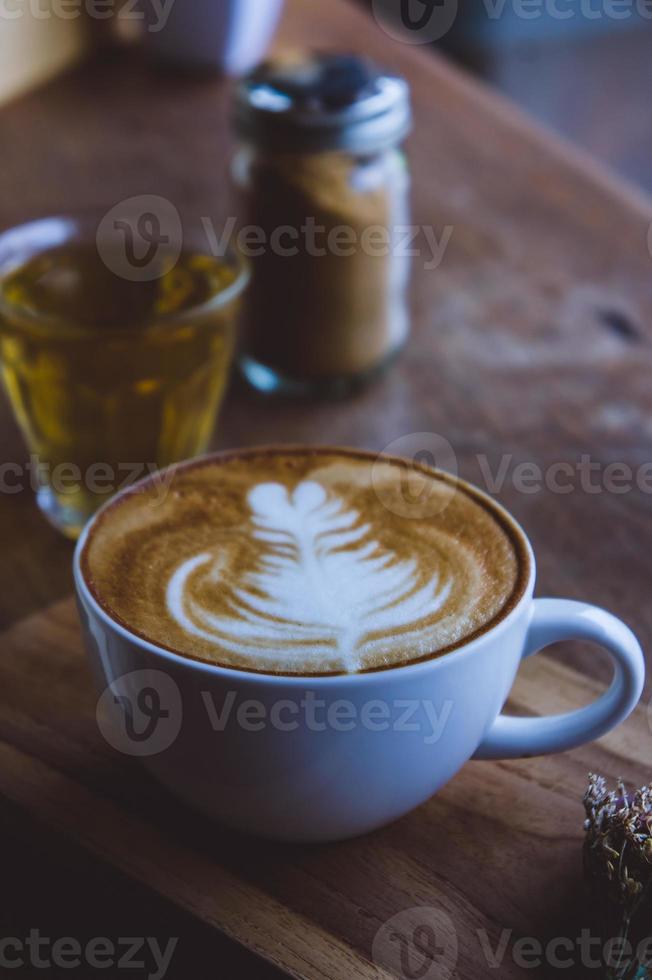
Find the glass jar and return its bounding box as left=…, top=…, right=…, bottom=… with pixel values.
left=231, top=53, right=412, bottom=396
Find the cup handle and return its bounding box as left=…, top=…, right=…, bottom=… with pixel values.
left=473, top=598, right=645, bottom=760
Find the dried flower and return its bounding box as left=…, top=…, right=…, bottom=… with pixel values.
left=584, top=774, right=652, bottom=979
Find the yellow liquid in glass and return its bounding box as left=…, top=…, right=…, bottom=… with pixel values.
left=0, top=243, right=241, bottom=536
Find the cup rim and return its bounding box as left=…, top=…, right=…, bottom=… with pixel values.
left=0, top=212, right=250, bottom=339
left=73, top=445, right=536, bottom=685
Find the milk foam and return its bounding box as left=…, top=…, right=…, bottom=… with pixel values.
left=82, top=449, right=525, bottom=674
left=166, top=480, right=452, bottom=672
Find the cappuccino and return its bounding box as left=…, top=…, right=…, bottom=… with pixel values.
left=81, top=448, right=528, bottom=675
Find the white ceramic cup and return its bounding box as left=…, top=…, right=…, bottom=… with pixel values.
left=74, top=469, right=645, bottom=842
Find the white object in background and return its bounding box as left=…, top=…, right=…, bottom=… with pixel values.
left=0, top=3, right=88, bottom=107
left=143, top=0, right=285, bottom=75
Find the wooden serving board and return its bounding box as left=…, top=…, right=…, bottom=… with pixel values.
left=0, top=598, right=648, bottom=979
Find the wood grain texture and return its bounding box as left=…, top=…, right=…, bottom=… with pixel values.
left=0, top=0, right=651, bottom=974
left=0, top=597, right=649, bottom=978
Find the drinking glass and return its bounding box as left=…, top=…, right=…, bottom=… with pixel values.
left=0, top=212, right=249, bottom=538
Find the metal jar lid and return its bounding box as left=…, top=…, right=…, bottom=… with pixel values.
left=232, top=52, right=412, bottom=154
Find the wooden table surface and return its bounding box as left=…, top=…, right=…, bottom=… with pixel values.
left=1, top=0, right=652, bottom=976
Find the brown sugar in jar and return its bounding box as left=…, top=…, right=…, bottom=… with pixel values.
left=231, top=52, right=412, bottom=396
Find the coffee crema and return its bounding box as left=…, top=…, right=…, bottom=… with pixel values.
left=81, top=448, right=528, bottom=675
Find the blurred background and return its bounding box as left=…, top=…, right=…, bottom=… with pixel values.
left=366, top=0, right=652, bottom=194
left=1, top=0, right=651, bottom=190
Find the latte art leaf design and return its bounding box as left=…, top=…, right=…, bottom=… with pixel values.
left=166, top=481, right=452, bottom=671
